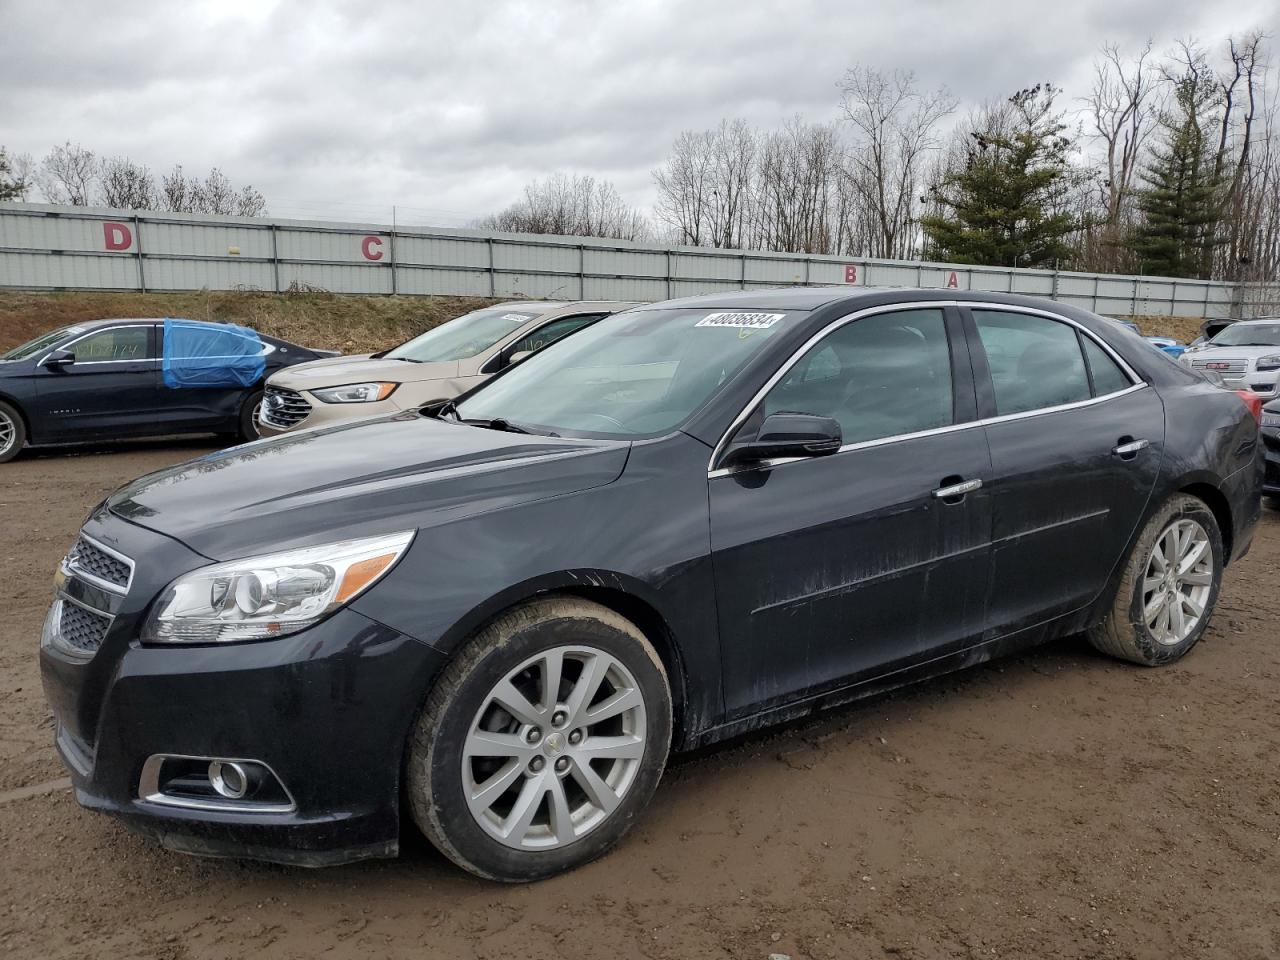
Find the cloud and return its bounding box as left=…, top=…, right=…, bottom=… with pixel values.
left=3, top=0, right=1277, bottom=226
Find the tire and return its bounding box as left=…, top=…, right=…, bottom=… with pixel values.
left=407, top=596, right=672, bottom=882
left=1265, top=495, right=1280, bottom=510
left=1087, top=494, right=1223, bottom=666
left=237, top=389, right=264, bottom=442
left=0, top=401, right=26, bottom=464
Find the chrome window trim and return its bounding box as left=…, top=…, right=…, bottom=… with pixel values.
left=37, top=323, right=157, bottom=367
left=706, top=300, right=1149, bottom=477
left=137, top=753, right=297, bottom=815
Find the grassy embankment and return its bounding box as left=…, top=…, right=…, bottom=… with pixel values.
left=0, top=290, right=1200, bottom=354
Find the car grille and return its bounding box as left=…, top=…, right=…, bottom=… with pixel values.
left=261, top=386, right=312, bottom=429
left=57, top=601, right=111, bottom=654
left=1190, top=358, right=1248, bottom=375
left=66, top=536, right=131, bottom=590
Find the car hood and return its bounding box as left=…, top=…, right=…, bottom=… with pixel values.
left=268, top=355, right=460, bottom=390
left=1185, top=344, right=1280, bottom=360
left=107, top=414, right=630, bottom=560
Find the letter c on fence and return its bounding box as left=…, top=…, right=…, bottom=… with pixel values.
left=361, top=236, right=384, bottom=261
left=103, top=222, right=133, bottom=251
left=844, top=264, right=857, bottom=284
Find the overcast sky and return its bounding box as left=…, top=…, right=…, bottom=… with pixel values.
left=3, top=0, right=1277, bottom=226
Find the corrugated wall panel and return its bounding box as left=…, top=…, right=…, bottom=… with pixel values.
left=0, top=203, right=1257, bottom=320
left=397, top=266, right=491, bottom=296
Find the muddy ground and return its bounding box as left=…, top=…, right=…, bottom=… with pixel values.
left=1, top=440, right=1278, bottom=960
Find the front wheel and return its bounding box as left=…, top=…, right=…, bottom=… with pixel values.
left=1087, top=494, right=1223, bottom=666
left=407, top=597, right=672, bottom=882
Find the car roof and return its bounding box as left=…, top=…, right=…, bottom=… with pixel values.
left=628, top=287, right=1106, bottom=314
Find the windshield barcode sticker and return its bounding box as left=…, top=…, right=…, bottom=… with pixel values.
left=695, top=312, right=785, bottom=329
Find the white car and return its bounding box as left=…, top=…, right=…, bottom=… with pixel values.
left=1181, top=317, right=1280, bottom=398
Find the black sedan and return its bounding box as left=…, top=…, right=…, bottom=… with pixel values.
left=0, top=318, right=338, bottom=462
left=39, top=289, right=1262, bottom=881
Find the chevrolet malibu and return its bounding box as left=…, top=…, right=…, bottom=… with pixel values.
left=40, top=289, right=1262, bottom=882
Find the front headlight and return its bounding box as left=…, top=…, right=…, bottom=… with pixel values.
left=142, top=531, right=414, bottom=644
left=1256, top=355, right=1280, bottom=372
left=311, top=382, right=398, bottom=403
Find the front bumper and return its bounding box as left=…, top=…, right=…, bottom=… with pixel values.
left=38, top=512, right=447, bottom=867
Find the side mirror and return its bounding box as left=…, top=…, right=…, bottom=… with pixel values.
left=42, top=348, right=74, bottom=369
left=720, top=412, right=842, bottom=469
left=506, top=350, right=533, bottom=366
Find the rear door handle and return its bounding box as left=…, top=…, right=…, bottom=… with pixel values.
left=933, top=478, right=982, bottom=500
left=1113, top=438, right=1149, bottom=459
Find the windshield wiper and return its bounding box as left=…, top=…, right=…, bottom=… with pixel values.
left=459, top=417, right=559, bottom=437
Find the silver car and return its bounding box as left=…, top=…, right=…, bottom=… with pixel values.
left=1180, top=317, right=1280, bottom=398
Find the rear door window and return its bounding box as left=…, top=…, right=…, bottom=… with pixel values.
left=1081, top=335, right=1133, bottom=396
left=972, top=311, right=1090, bottom=415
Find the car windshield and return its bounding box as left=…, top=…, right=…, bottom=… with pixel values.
left=1, top=326, right=83, bottom=362
left=455, top=307, right=793, bottom=437
left=384, top=307, right=540, bottom=362
left=1210, top=322, right=1280, bottom=347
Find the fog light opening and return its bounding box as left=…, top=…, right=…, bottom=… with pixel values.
left=209, top=760, right=250, bottom=800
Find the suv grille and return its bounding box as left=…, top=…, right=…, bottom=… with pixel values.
left=261, top=386, right=312, bottom=429
left=58, top=601, right=110, bottom=654
left=1190, top=358, right=1248, bottom=375
left=67, top=536, right=131, bottom=590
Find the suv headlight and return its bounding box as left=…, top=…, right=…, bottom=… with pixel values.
left=143, top=531, right=414, bottom=644
left=311, top=382, right=398, bottom=403
left=1255, top=355, right=1280, bottom=372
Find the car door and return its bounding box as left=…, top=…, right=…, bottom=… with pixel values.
left=33, top=324, right=159, bottom=441
left=964, top=306, right=1164, bottom=638
left=709, top=305, right=993, bottom=717
left=154, top=321, right=259, bottom=434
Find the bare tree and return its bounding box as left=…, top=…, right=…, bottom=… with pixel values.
left=235, top=185, right=267, bottom=217
left=477, top=173, right=648, bottom=240
left=839, top=67, right=956, bottom=259
left=1084, top=41, right=1159, bottom=227
left=99, top=156, right=156, bottom=209
left=160, top=164, right=191, bottom=212
left=37, top=141, right=98, bottom=205
left=653, top=130, right=716, bottom=245
left=0, top=147, right=33, bottom=201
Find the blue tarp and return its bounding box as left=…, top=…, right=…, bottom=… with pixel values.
left=162, top=319, right=267, bottom=389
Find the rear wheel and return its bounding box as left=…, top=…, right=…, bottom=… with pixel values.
left=407, top=597, right=672, bottom=882
left=0, top=401, right=26, bottom=463
left=237, top=389, right=264, bottom=442
left=1087, top=494, right=1223, bottom=666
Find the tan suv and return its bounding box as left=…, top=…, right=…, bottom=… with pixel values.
left=258, top=301, right=636, bottom=436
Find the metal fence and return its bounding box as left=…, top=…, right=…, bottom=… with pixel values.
left=0, top=201, right=1269, bottom=320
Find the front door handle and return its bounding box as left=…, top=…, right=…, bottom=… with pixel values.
left=1113, top=438, right=1149, bottom=459
left=933, top=478, right=982, bottom=500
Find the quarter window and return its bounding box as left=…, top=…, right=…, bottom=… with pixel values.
left=68, top=327, right=150, bottom=362
left=973, top=311, right=1089, bottom=415
left=761, top=309, right=954, bottom=446
left=1080, top=335, right=1132, bottom=396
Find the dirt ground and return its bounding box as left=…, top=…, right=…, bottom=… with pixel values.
left=2, top=440, right=1278, bottom=960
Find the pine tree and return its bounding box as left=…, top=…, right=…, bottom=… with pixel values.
left=0, top=147, right=27, bottom=201
left=1132, top=72, right=1224, bottom=279
left=920, top=84, right=1077, bottom=267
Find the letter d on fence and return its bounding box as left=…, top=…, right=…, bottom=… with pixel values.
left=103, top=222, right=133, bottom=251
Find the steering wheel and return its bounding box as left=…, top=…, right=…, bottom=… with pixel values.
left=579, top=413, right=629, bottom=431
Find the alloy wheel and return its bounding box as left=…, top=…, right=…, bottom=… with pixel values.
left=251, top=400, right=263, bottom=438
left=0, top=412, right=15, bottom=457
left=1141, top=518, right=1214, bottom=646
left=461, top=645, right=648, bottom=851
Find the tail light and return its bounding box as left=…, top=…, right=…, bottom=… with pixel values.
left=1235, top=390, right=1263, bottom=423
